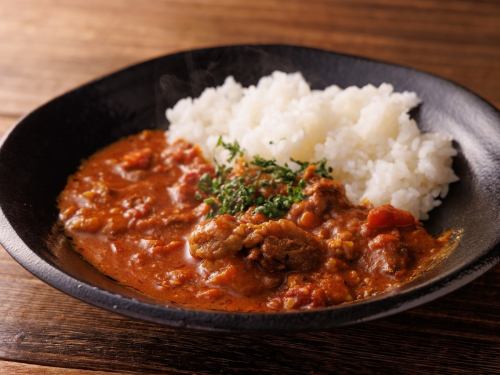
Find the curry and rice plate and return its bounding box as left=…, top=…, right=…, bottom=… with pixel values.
left=57, top=72, right=459, bottom=312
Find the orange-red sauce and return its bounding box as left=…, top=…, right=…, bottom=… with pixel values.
left=58, top=130, right=453, bottom=312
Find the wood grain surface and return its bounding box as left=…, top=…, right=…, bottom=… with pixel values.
left=0, top=1, right=499, bottom=374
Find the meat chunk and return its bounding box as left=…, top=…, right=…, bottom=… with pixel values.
left=188, top=216, right=326, bottom=273
left=304, top=179, right=351, bottom=215
left=243, top=219, right=325, bottom=272
left=188, top=215, right=247, bottom=260
left=288, top=179, right=352, bottom=222
left=362, top=232, right=411, bottom=276
left=257, top=236, right=321, bottom=272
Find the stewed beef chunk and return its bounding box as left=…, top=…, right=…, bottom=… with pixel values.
left=243, top=219, right=325, bottom=272
left=189, top=216, right=326, bottom=273
left=288, top=179, right=352, bottom=222
left=188, top=214, right=247, bottom=260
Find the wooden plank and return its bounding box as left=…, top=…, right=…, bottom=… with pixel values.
left=0, top=360, right=121, bottom=375
left=0, top=0, right=499, bottom=373
left=0, top=115, right=18, bottom=138
left=0, top=0, right=498, bottom=118
left=1, top=247, right=499, bottom=374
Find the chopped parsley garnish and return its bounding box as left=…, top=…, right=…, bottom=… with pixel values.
left=291, top=158, right=333, bottom=178
left=198, top=139, right=333, bottom=218
left=216, top=136, right=244, bottom=162
left=251, top=156, right=298, bottom=184
left=254, top=180, right=306, bottom=218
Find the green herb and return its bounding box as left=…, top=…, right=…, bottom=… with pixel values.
left=216, top=136, right=244, bottom=162
left=198, top=173, right=214, bottom=193
left=254, top=180, right=306, bottom=218
left=197, top=139, right=333, bottom=218
left=251, top=156, right=297, bottom=184
left=314, top=159, right=333, bottom=178
left=204, top=197, right=217, bottom=206
left=290, top=158, right=333, bottom=178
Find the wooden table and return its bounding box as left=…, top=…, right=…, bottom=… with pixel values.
left=1, top=1, right=499, bottom=373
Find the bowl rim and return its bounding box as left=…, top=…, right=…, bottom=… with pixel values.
left=0, top=44, right=499, bottom=332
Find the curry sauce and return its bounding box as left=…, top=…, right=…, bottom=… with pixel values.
left=58, top=130, right=453, bottom=312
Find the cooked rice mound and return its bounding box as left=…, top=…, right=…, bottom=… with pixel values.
left=166, top=71, right=458, bottom=219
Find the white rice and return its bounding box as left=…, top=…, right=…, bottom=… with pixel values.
left=166, top=71, right=458, bottom=219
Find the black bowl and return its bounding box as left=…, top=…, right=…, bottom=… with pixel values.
left=0, top=45, right=499, bottom=331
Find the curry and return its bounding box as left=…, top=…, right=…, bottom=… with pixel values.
left=58, top=130, right=453, bottom=312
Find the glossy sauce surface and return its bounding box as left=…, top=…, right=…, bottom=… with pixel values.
left=58, top=130, right=453, bottom=312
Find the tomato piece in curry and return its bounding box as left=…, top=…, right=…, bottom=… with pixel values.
left=58, top=130, right=454, bottom=312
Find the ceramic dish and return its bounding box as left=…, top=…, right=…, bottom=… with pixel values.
left=0, top=45, right=498, bottom=331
